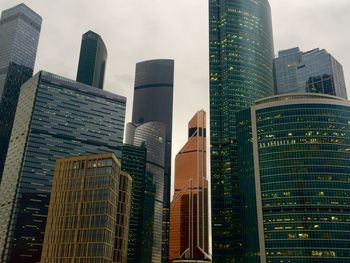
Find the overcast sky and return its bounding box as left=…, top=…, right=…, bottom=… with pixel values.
left=1, top=0, right=349, bottom=167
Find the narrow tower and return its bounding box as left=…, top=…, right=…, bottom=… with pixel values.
left=169, top=110, right=210, bottom=262
left=0, top=3, right=42, bottom=181
left=209, top=0, right=274, bottom=261
left=76, top=30, right=107, bottom=89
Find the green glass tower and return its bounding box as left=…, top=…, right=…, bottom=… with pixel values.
left=237, top=93, right=350, bottom=262
left=209, top=0, right=274, bottom=262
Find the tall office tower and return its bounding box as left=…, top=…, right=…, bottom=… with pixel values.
left=132, top=59, right=174, bottom=262
left=40, top=153, right=132, bottom=263
left=274, top=47, right=348, bottom=99
left=209, top=0, right=274, bottom=261
left=121, top=145, right=157, bottom=262
left=237, top=93, right=350, bottom=263
left=0, top=71, right=126, bottom=263
left=76, top=30, right=107, bottom=90
left=0, top=3, right=42, bottom=181
left=169, top=110, right=210, bottom=262
left=125, top=121, right=166, bottom=262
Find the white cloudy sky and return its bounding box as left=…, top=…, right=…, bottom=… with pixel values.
left=1, top=0, right=349, bottom=164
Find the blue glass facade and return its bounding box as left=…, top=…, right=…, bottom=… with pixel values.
left=274, top=47, right=348, bottom=99
left=0, top=71, right=126, bottom=263
left=209, top=0, right=274, bottom=261
left=237, top=94, right=350, bottom=263
left=0, top=3, right=42, bottom=182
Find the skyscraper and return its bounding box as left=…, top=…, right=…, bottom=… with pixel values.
left=209, top=0, right=274, bottom=261
left=40, top=153, right=132, bottom=263
left=132, top=59, right=174, bottom=262
left=0, top=3, right=42, bottom=181
left=76, top=30, right=107, bottom=90
left=121, top=144, right=156, bottom=262
left=169, top=110, right=210, bottom=262
left=274, top=47, right=348, bottom=99
left=237, top=93, right=350, bottom=262
left=125, top=121, right=167, bottom=263
left=0, top=71, right=126, bottom=263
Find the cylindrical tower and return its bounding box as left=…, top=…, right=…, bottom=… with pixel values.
left=237, top=93, right=350, bottom=262
left=209, top=0, right=275, bottom=262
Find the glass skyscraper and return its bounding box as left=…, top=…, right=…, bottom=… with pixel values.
left=237, top=93, right=350, bottom=263
left=169, top=110, right=210, bottom=262
left=41, top=153, right=132, bottom=263
left=274, top=47, right=348, bottom=99
left=76, top=30, right=107, bottom=90
left=121, top=144, right=156, bottom=263
left=0, top=71, right=126, bottom=263
left=132, top=59, right=174, bottom=262
left=125, top=121, right=166, bottom=263
left=209, top=0, right=274, bottom=261
left=0, top=3, right=42, bottom=181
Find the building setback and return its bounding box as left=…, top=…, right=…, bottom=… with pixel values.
left=0, top=71, right=126, bottom=263
left=40, top=153, right=132, bottom=263
left=0, top=3, right=42, bottom=181
left=274, top=47, right=348, bottom=99
left=132, top=59, right=174, bottom=262
left=76, top=30, right=107, bottom=90
left=237, top=93, right=350, bottom=263
left=125, top=121, right=166, bottom=263
left=169, top=110, right=210, bottom=262
left=209, top=0, right=275, bottom=261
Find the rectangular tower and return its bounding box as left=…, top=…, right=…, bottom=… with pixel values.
left=0, top=3, right=42, bottom=181
left=0, top=71, right=126, bottom=263
left=41, top=153, right=132, bottom=263
left=274, top=47, right=348, bottom=99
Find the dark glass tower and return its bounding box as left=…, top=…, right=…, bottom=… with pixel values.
left=132, top=59, right=174, bottom=262
left=237, top=93, right=350, bottom=263
left=125, top=121, right=166, bottom=262
left=0, top=3, right=42, bottom=181
left=274, top=47, right=348, bottom=99
left=121, top=144, right=157, bottom=263
left=209, top=0, right=274, bottom=261
left=0, top=71, right=126, bottom=263
left=76, top=30, right=107, bottom=90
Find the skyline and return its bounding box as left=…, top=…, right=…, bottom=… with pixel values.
left=0, top=0, right=349, bottom=169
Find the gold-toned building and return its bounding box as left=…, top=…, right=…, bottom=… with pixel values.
left=40, top=153, right=132, bottom=263
left=169, top=110, right=211, bottom=262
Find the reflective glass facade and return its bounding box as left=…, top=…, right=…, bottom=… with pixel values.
left=132, top=59, right=174, bottom=262
left=237, top=94, right=350, bottom=262
left=274, top=47, right=348, bottom=99
left=76, top=31, right=107, bottom=90
left=0, top=3, right=41, bottom=181
left=169, top=110, right=210, bottom=262
left=209, top=0, right=274, bottom=261
left=41, top=154, right=131, bottom=263
left=125, top=121, right=166, bottom=263
left=121, top=144, right=157, bottom=263
left=0, top=71, right=126, bottom=263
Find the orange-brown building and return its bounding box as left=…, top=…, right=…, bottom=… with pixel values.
left=169, top=110, right=211, bottom=262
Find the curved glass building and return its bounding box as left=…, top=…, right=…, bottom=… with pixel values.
left=209, top=0, right=274, bottom=261
left=237, top=93, right=350, bottom=262
left=125, top=121, right=166, bottom=263
left=132, top=59, right=174, bottom=262
left=76, top=30, right=107, bottom=90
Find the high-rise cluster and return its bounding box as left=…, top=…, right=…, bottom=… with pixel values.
left=209, top=0, right=350, bottom=263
